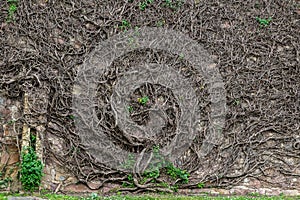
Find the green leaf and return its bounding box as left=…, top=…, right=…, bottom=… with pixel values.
left=20, top=146, right=43, bottom=191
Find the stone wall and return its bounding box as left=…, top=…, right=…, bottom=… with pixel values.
left=0, top=94, right=300, bottom=196
left=0, top=95, right=22, bottom=191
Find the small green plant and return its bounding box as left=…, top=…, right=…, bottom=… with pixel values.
left=127, top=174, right=133, bottom=182
left=119, top=20, right=131, bottom=31
left=139, top=0, right=153, bottom=11
left=138, top=96, right=149, bottom=105
left=121, top=146, right=190, bottom=190
left=128, top=105, right=133, bottom=113
left=139, top=2, right=147, bottom=10
left=143, top=168, right=160, bottom=180
left=71, top=146, right=81, bottom=154
left=7, top=119, right=15, bottom=125
left=69, top=115, right=75, bottom=120
left=234, top=99, right=240, bottom=105
left=156, top=182, right=170, bottom=188
left=5, top=177, right=12, bottom=183
left=256, top=17, right=272, bottom=27
left=134, top=26, right=140, bottom=35
left=164, top=0, right=172, bottom=7
left=139, top=177, right=148, bottom=184
left=128, top=37, right=135, bottom=45
left=166, top=162, right=189, bottom=184
left=20, top=147, right=43, bottom=191
left=122, top=174, right=135, bottom=188
left=179, top=53, right=184, bottom=60
left=121, top=153, right=135, bottom=170
left=171, top=184, right=179, bottom=192
left=197, top=182, right=205, bottom=188
left=30, top=134, right=36, bottom=144
left=85, top=192, right=99, bottom=200
left=142, top=146, right=163, bottom=183
left=248, top=192, right=261, bottom=197
left=163, top=0, right=183, bottom=10
left=279, top=192, right=285, bottom=197
left=0, top=177, right=12, bottom=188
left=156, top=19, right=166, bottom=27
left=122, top=20, right=130, bottom=27
left=7, top=0, right=18, bottom=22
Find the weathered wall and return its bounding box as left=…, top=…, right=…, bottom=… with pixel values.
left=0, top=94, right=300, bottom=196
left=1, top=0, right=299, bottom=196
left=0, top=95, right=21, bottom=191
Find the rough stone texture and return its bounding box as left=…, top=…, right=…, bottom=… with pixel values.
left=99, top=183, right=120, bottom=194
left=1, top=97, right=300, bottom=196
left=8, top=197, right=46, bottom=200
left=63, top=183, right=94, bottom=193
left=25, top=87, right=49, bottom=162
left=41, top=158, right=78, bottom=192
left=178, top=187, right=300, bottom=197
left=0, top=95, right=22, bottom=191
left=40, top=132, right=300, bottom=196
left=229, top=186, right=256, bottom=195
left=282, top=190, right=300, bottom=196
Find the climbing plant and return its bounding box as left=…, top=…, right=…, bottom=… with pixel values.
left=20, top=147, right=43, bottom=191
left=20, top=133, right=43, bottom=191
